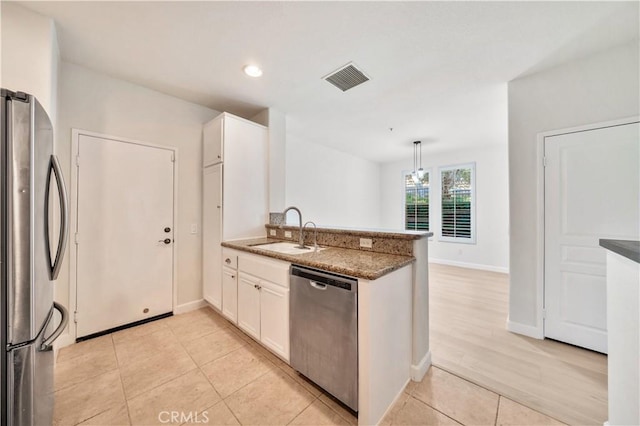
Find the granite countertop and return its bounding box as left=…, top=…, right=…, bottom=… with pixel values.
left=599, top=239, right=640, bottom=264
left=221, top=238, right=415, bottom=280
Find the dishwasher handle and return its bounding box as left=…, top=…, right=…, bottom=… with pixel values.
left=309, top=281, right=327, bottom=290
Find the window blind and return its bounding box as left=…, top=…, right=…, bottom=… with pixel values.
left=441, top=167, right=472, bottom=239
left=405, top=172, right=429, bottom=231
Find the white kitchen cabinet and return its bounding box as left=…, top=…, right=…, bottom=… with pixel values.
left=222, top=267, right=238, bottom=323
left=221, top=248, right=239, bottom=323
left=237, top=253, right=290, bottom=362
left=238, top=273, right=261, bottom=340
left=259, top=280, right=290, bottom=359
left=203, top=115, right=223, bottom=166
left=202, top=112, right=267, bottom=313
left=202, top=164, right=222, bottom=309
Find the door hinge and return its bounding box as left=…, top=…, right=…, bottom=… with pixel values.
left=76, top=155, right=80, bottom=167
left=171, top=153, right=175, bottom=162
left=74, top=233, right=79, bottom=245
left=73, top=311, right=78, bottom=324
left=542, top=309, right=546, bottom=319
left=543, top=156, right=547, bottom=167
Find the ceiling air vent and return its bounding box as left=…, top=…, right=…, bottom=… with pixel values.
left=323, top=62, right=370, bottom=92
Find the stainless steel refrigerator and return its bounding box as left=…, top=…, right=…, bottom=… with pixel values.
left=1, top=89, right=69, bottom=426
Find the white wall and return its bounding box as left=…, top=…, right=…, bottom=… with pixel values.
left=57, top=62, right=219, bottom=315
left=507, top=41, right=640, bottom=332
left=381, top=144, right=509, bottom=272
left=252, top=108, right=287, bottom=212
left=285, top=135, right=381, bottom=228
left=1, top=2, right=59, bottom=123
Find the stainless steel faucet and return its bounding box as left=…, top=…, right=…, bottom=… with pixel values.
left=303, top=221, right=319, bottom=252
left=281, top=206, right=308, bottom=249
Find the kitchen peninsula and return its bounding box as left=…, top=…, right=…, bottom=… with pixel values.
left=222, top=225, right=432, bottom=425
left=599, top=239, right=640, bottom=426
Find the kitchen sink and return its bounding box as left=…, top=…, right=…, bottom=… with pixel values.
left=251, top=242, right=325, bottom=255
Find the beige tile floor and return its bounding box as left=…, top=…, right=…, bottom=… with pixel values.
left=54, top=307, right=565, bottom=426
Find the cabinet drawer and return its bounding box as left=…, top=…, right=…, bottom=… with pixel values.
left=222, top=248, right=238, bottom=269
left=238, top=253, right=290, bottom=288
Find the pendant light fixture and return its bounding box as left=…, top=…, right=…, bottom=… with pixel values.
left=412, top=140, right=424, bottom=183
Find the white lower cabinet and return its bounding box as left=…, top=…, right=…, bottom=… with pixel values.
left=258, top=280, right=289, bottom=360
left=221, top=266, right=238, bottom=323
left=237, top=253, right=290, bottom=362
left=238, top=273, right=261, bottom=340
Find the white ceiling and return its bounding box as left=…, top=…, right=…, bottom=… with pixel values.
left=21, top=1, right=640, bottom=163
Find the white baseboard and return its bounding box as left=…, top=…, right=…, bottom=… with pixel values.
left=429, top=258, right=509, bottom=274
left=173, top=299, right=207, bottom=315
left=376, top=378, right=411, bottom=426
left=411, top=350, right=432, bottom=381
left=506, top=318, right=544, bottom=339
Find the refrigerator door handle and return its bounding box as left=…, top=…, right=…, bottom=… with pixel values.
left=45, top=154, right=69, bottom=280
left=40, top=302, right=69, bottom=351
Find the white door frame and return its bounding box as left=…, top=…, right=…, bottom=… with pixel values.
left=534, top=116, right=639, bottom=339
left=69, top=129, right=179, bottom=340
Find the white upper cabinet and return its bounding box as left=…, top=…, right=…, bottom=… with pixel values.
left=203, top=115, right=223, bottom=166
left=221, top=114, right=268, bottom=240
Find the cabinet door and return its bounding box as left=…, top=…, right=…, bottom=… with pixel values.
left=222, top=267, right=238, bottom=323
left=237, top=273, right=260, bottom=340
left=222, top=116, right=268, bottom=240
left=260, top=280, right=290, bottom=362
left=203, top=115, right=223, bottom=166
left=202, top=164, right=222, bottom=309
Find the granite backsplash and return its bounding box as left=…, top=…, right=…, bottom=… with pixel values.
left=263, top=224, right=423, bottom=257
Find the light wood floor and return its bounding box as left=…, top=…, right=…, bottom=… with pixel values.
left=429, top=264, right=607, bottom=426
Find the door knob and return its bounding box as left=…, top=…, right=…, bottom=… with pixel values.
left=159, top=238, right=171, bottom=244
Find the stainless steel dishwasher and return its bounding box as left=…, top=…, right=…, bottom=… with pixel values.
left=290, top=265, right=358, bottom=412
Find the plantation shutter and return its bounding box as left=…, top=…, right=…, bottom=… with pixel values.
left=405, top=172, right=429, bottom=231
left=441, top=167, right=473, bottom=239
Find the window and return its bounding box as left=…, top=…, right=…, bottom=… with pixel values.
left=440, top=163, right=475, bottom=243
left=405, top=171, right=430, bottom=231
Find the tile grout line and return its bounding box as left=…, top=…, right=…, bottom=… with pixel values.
left=432, top=364, right=568, bottom=424
left=208, top=308, right=354, bottom=424
left=109, top=334, right=135, bottom=426
left=66, top=335, right=122, bottom=426
left=406, top=394, right=463, bottom=426
left=315, top=397, right=357, bottom=425
left=118, top=373, right=134, bottom=424
left=494, top=395, right=501, bottom=426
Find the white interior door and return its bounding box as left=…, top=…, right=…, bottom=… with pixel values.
left=544, top=121, right=639, bottom=353
left=75, top=134, right=174, bottom=338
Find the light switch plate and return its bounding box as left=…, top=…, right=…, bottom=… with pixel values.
left=360, top=238, right=373, bottom=248
left=269, top=229, right=276, bottom=236
left=284, top=231, right=292, bottom=238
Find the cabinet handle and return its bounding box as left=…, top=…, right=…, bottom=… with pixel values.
left=225, top=258, right=231, bottom=264
left=231, top=275, right=235, bottom=279
left=217, top=155, right=221, bottom=159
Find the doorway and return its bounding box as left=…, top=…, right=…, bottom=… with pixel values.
left=543, top=120, right=639, bottom=353
left=70, top=130, right=177, bottom=339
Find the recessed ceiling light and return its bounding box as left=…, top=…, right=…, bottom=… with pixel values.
left=243, top=65, right=263, bottom=78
